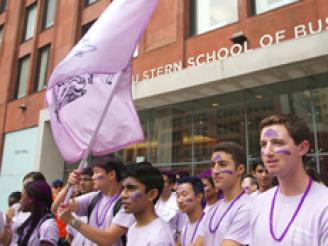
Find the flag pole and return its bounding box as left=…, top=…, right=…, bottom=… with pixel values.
left=63, top=71, right=124, bottom=204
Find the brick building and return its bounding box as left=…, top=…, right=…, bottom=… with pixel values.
left=0, top=0, right=328, bottom=210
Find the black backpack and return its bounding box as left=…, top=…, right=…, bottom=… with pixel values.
left=87, top=192, right=126, bottom=245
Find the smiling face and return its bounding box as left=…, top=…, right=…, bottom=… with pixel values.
left=176, top=183, right=202, bottom=215
left=211, top=152, right=244, bottom=191
left=260, top=125, right=309, bottom=178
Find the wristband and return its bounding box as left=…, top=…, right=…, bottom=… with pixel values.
left=72, top=218, right=82, bottom=230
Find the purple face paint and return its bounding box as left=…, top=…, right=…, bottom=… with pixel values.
left=94, top=175, right=104, bottom=180
left=220, top=169, right=234, bottom=175
left=275, top=149, right=291, bottom=155
left=130, top=191, right=142, bottom=202
left=212, top=154, right=222, bottom=162
left=264, top=128, right=279, bottom=138
left=184, top=196, right=193, bottom=203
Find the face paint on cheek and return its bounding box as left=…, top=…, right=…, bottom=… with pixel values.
left=184, top=195, right=194, bottom=203
left=220, top=169, right=234, bottom=175
left=275, top=149, right=291, bottom=155
left=130, top=192, right=142, bottom=202
left=94, top=175, right=104, bottom=180
left=212, top=154, right=222, bottom=162
left=264, top=128, right=279, bottom=138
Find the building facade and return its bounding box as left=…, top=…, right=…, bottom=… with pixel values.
left=0, top=0, right=328, bottom=210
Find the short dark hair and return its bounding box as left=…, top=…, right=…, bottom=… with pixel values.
left=81, top=167, right=93, bottom=176
left=121, top=162, right=163, bottom=204
left=201, top=176, right=215, bottom=188
left=23, top=171, right=46, bottom=182
left=260, top=114, right=311, bottom=145
left=91, top=155, right=124, bottom=182
left=177, top=170, right=190, bottom=178
left=251, top=161, right=265, bottom=172
left=177, top=176, right=204, bottom=196
left=213, top=141, right=246, bottom=166
left=8, top=191, right=22, bottom=207
left=161, top=170, right=176, bottom=184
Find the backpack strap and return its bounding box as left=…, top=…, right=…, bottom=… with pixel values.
left=87, top=192, right=103, bottom=223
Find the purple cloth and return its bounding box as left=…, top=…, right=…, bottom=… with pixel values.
left=46, top=0, right=159, bottom=162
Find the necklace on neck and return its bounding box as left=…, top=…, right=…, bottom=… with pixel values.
left=95, top=192, right=120, bottom=227
left=270, top=177, right=312, bottom=242
left=209, top=190, right=245, bottom=233
left=182, top=212, right=204, bottom=246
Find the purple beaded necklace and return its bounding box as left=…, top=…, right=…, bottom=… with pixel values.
left=95, top=192, right=121, bottom=227
left=209, top=190, right=245, bottom=233
left=270, top=177, right=312, bottom=241
left=182, top=212, right=205, bottom=246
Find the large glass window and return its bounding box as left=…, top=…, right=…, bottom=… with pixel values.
left=23, top=3, right=37, bottom=41
left=15, top=56, right=30, bottom=99
left=42, top=0, right=56, bottom=30
left=253, top=0, right=298, bottom=15
left=0, top=0, right=7, bottom=14
left=192, top=0, right=238, bottom=35
left=34, top=45, right=50, bottom=92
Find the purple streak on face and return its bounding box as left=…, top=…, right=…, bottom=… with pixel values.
left=275, top=149, right=291, bottom=155
left=261, top=150, right=265, bottom=156
left=264, top=128, right=279, bottom=138
left=220, top=169, right=234, bottom=175
left=130, top=191, right=142, bottom=202
left=184, top=196, right=193, bottom=203
left=94, top=175, right=104, bottom=180
left=212, top=154, right=222, bottom=162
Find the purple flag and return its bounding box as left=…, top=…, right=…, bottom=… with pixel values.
left=46, top=0, right=158, bottom=163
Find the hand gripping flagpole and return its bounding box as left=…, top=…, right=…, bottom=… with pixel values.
left=63, top=72, right=122, bottom=205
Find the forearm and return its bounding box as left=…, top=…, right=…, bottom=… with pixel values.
left=51, top=184, right=71, bottom=213
left=2, top=226, right=13, bottom=246
left=70, top=219, right=125, bottom=246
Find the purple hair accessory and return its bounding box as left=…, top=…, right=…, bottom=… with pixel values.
left=182, top=213, right=205, bottom=246
left=275, top=149, right=291, bottom=155
left=95, top=192, right=121, bottom=227
left=209, top=190, right=245, bottom=233
left=264, top=128, right=279, bottom=138
left=270, top=177, right=312, bottom=241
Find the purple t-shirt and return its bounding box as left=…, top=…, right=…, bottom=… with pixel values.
left=197, top=193, right=251, bottom=246
left=251, top=182, right=328, bottom=246
left=127, top=218, right=175, bottom=246
left=75, top=191, right=135, bottom=246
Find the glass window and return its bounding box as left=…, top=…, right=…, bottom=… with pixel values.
left=23, top=3, right=37, bottom=41
left=0, top=0, right=7, bottom=14
left=15, top=56, right=30, bottom=99
left=85, top=0, right=98, bottom=7
left=192, top=0, right=238, bottom=35
left=34, top=45, right=50, bottom=92
left=42, top=0, right=56, bottom=30
left=0, top=25, right=3, bottom=49
left=253, top=0, right=298, bottom=15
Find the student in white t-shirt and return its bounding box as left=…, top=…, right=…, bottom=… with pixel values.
left=121, top=161, right=175, bottom=246
left=176, top=176, right=204, bottom=246
left=251, top=114, right=328, bottom=246
left=194, top=141, right=251, bottom=246
left=250, top=161, right=274, bottom=196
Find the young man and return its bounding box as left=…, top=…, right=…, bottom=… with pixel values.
left=176, top=176, right=204, bottom=246
left=251, top=161, right=274, bottom=195
left=241, top=174, right=258, bottom=194
left=53, top=156, right=135, bottom=246
left=251, top=114, right=328, bottom=245
left=195, top=141, right=251, bottom=246
left=199, top=173, right=219, bottom=213
left=8, top=192, right=21, bottom=208
left=66, top=167, right=94, bottom=245
left=155, top=170, right=185, bottom=239
left=121, top=162, right=175, bottom=246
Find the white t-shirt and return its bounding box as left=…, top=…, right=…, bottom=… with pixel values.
left=66, top=215, right=91, bottom=246
left=203, top=203, right=216, bottom=214
left=7, top=203, right=30, bottom=246
left=127, top=217, right=175, bottom=246
left=180, top=215, right=204, bottom=246
left=197, top=193, right=251, bottom=246
left=251, top=182, right=328, bottom=246
left=76, top=191, right=135, bottom=246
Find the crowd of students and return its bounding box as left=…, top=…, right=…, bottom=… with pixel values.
left=0, top=114, right=328, bottom=246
